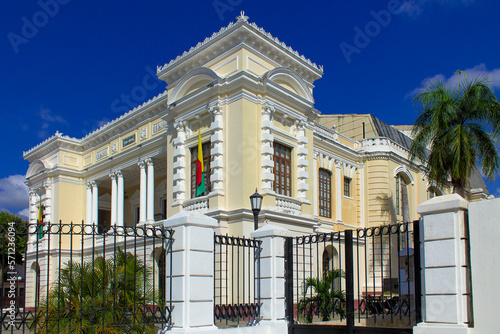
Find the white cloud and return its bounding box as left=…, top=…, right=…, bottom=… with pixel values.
left=37, top=107, right=67, bottom=139
left=0, top=174, right=29, bottom=212
left=18, top=207, right=29, bottom=219
left=407, top=64, right=500, bottom=98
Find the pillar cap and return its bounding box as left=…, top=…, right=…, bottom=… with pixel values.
left=163, top=210, right=218, bottom=228
left=417, top=193, right=468, bottom=215
left=251, top=223, right=293, bottom=238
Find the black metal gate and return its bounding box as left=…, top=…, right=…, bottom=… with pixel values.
left=285, top=221, right=421, bottom=334
left=0, top=221, right=174, bottom=333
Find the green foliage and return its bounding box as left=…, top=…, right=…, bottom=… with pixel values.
left=32, top=248, right=162, bottom=334
left=410, top=72, right=500, bottom=196
left=0, top=210, right=28, bottom=265
left=297, top=269, right=346, bottom=323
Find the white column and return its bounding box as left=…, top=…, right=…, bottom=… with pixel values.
left=29, top=190, right=37, bottom=225
left=251, top=224, right=292, bottom=331
left=91, top=181, right=98, bottom=225
left=146, top=159, right=154, bottom=223
left=210, top=105, right=224, bottom=194
left=110, top=173, right=117, bottom=225
left=139, top=160, right=147, bottom=224
left=28, top=190, right=38, bottom=243
left=296, top=120, right=309, bottom=201
left=359, top=166, right=365, bottom=228
left=261, top=103, right=275, bottom=193
left=313, top=152, right=318, bottom=216
left=43, top=181, right=52, bottom=224
left=117, top=171, right=124, bottom=227
left=86, top=182, right=92, bottom=224
left=335, top=160, right=342, bottom=223
left=414, top=194, right=472, bottom=334
left=173, top=121, right=187, bottom=204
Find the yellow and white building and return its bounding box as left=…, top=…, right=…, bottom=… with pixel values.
left=24, top=13, right=488, bottom=241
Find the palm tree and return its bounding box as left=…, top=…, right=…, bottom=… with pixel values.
left=409, top=71, right=500, bottom=197
left=32, top=248, right=164, bottom=334
left=297, top=269, right=346, bottom=323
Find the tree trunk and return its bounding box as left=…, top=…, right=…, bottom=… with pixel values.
left=452, top=179, right=466, bottom=199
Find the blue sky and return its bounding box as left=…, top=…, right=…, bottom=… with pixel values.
left=1, top=0, right=500, bottom=217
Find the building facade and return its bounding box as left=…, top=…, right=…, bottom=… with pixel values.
left=23, top=13, right=489, bottom=309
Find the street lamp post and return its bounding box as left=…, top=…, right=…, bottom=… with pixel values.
left=250, top=189, right=263, bottom=230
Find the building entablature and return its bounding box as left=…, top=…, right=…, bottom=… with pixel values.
left=157, top=13, right=323, bottom=86
left=313, top=147, right=363, bottom=170
left=24, top=132, right=82, bottom=162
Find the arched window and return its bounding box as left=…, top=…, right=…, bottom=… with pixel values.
left=318, top=168, right=332, bottom=218
left=396, top=173, right=410, bottom=222
left=322, top=249, right=332, bottom=274
left=427, top=186, right=442, bottom=200
left=154, top=248, right=167, bottom=302
left=31, top=262, right=41, bottom=308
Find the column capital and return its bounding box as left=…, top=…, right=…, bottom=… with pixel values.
left=335, top=160, right=343, bottom=169
left=116, top=170, right=123, bottom=178
left=145, top=158, right=154, bottom=166
left=262, top=102, right=275, bottom=115
left=174, top=120, right=187, bottom=132
left=109, top=172, right=117, bottom=180
left=138, top=160, right=146, bottom=169
left=209, top=104, right=223, bottom=116
left=91, top=180, right=98, bottom=188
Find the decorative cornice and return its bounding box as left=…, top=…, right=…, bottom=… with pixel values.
left=157, top=15, right=322, bottom=76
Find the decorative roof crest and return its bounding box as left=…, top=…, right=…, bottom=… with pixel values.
left=236, top=11, right=249, bottom=22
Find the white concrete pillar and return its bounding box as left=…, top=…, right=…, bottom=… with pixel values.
left=91, top=181, right=98, bottom=225
left=86, top=182, right=92, bottom=224
left=335, top=160, right=342, bottom=223
left=414, top=194, right=472, bottom=334
left=251, top=224, right=292, bottom=331
left=116, top=171, right=124, bottom=227
left=110, top=173, right=117, bottom=225
left=139, top=160, right=147, bottom=224
left=146, top=159, right=154, bottom=223
left=162, top=210, right=218, bottom=332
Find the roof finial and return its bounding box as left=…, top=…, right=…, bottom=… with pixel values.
left=237, top=11, right=249, bottom=22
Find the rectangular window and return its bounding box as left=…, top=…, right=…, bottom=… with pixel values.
left=318, top=169, right=332, bottom=218
left=344, top=177, right=351, bottom=197
left=191, top=142, right=211, bottom=198
left=273, top=143, right=292, bottom=196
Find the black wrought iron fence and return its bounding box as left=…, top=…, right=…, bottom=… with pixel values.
left=213, top=234, right=261, bottom=328
left=0, top=221, right=174, bottom=333
left=285, top=221, right=421, bottom=333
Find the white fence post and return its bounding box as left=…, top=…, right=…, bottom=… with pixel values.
left=162, top=210, right=218, bottom=333
left=414, top=194, right=473, bottom=334
left=468, top=197, right=500, bottom=333
left=251, top=224, right=292, bottom=331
